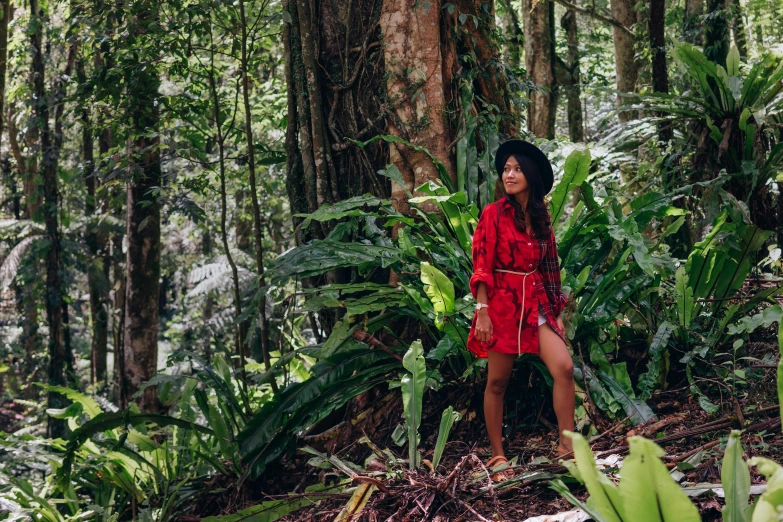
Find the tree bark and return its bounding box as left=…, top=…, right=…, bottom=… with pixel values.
left=683, top=0, right=703, bottom=43
left=30, top=0, right=65, bottom=438
left=498, top=0, right=523, bottom=70
left=0, top=0, right=11, bottom=145
left=207, top=19, right=250, bottom=409
left=522, top=0, right=557, bottom=138
left=120, top=0, right=161, bottom=412
left=381, top=0, right=457, bottom=207
left=238, top=0, right=277, bottom=395
left=728, top=0, right=748, bottom=59
left=610, top=0, right=638, bottom=122
left=650, top=0, right=672, bottom=145
left=704, top=0, right=729, bottom=65
left=77, top=58, right=109, bottom=385
left=561, top=9, right=584, bottom=142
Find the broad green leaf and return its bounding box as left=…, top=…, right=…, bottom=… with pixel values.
left=637, top=321, right=674, bottom=400
left=675, top=266, right=694, bottom=328
left=201, top=496, right=315, bottom=522
left=748, top=457, right=783, bottom=522
left=295, top=195, right=385, bottom=229
left=37, top=384, right=103, bottom=419
left=420, top=261, right=455, bottom=329
left=566, top=432, right=624, bottom=522
left=432, top=406, right=461, bottom=470
left=334, top=483, right=377, bottom=522
left=619, top=437, right=701, bottom=522
left=401, top=340, right=426, bottom=469
left=727, top=45, right=740, bottom=77
left=597, top=368, right=656, bottom=426
left=722, top=430, right=751, bottom=522
left=268, top=240, right=402, bottom=282
left=779, top=313, right=783, bottom=432
left=58, top=412, right=214, bottom=491
left=550, top=148, right=591, bottom=224
left=549, top=479, right=611, bottom=522
left=377, top=165, right=411, bottom=198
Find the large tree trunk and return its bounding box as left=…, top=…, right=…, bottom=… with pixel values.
left=282, top=0, right=514, bottom=328
left=381, top=0, right=457, bottom=209
left=704, top=0, right=730, bottom=65
left=610, top=0, right=638, bottom=122
left=560, top=9, right=584, bottom=142
left=30, top=0, right=66, bottom=438
left=728, top=0, right=748, bottom=59
left=522, top=0, right=557, bottom=138
left=120, top=0, right=161, bottom=412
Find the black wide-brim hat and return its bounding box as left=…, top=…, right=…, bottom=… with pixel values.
left=495, top=139, right=555, bottom=194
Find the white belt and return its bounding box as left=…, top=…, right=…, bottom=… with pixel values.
left=494, top=268, right=537, bottom=355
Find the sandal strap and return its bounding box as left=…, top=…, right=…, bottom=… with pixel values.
left=486, top=456, right=508, bottom=467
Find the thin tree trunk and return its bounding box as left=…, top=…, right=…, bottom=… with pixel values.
left=0, top=0, right=11, bottom=145
left=704, top=0, right=730, bottom=65
left=522, top=0, right=557, bottom=138
left=611, top=0, right=638, bottom=122
left=728, top=0, right=748, bottom=59
left=8, top=108, right=39, bottom=218
left=77, top=58, right=108, bottom=385
left=30, top=0, right=65, bottom=438
left=498, top=0, right=523, bottom=70
left=238, top=0, right=277, bottom=394
left=121, top=0, right=162, bottom=412
left=650, top=0, right=672, bottom=145
left=7, top=108, right=40, bottom=380
left=112, top=230, right=125, bottom=399
left=207, top=18, right=251, bottom=410
left=683, top=0, right=703, bottom=43
left=561, top=9, right=584, bottom=142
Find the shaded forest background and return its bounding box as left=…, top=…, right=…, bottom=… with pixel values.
left=0, top=0, right=782, bottom=519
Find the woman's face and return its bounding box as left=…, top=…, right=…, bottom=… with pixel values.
left=502, top=155, right=529, bottom=196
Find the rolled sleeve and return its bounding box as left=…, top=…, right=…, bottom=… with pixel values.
left=469, top=202, right=499, bottom=299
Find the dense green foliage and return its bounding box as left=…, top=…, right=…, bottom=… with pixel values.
left=0, top=0, right=781, bottom=520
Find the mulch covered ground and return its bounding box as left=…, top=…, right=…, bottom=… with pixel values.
left=186, top=363, right=782, bottom=521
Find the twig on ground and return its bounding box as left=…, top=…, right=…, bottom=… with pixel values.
left=353, top=329, right=404, bottom=362
left=589, top=414, right=633, bottom=444
left=664, top=440, right=721, bottom=463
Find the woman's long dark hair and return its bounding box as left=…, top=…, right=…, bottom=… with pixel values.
left=495, top=152, right=552, bottom=239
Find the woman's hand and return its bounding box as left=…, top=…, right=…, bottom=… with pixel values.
left=556, top=315, right=565, bottom=333
left=476, top=309, right=493, bottom=343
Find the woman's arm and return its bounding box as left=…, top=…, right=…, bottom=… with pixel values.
left=475, top=282, right=492, bottom=342
left=469, top=203, right=499, bottom=299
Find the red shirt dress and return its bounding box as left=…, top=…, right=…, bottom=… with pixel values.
left=466, top=198, right=568, bottom=358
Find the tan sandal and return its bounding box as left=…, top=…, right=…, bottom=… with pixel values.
left=555, top=444, right=574, bottom=459
left=486, top=455, right=515, bottom=482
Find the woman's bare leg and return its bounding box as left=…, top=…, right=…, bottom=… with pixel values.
left=485, top=350, right=517, bottom=458
left=538, top=324, right=575, bottom=452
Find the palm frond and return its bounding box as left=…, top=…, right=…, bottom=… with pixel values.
left=0, top=237, right=38, bottom=290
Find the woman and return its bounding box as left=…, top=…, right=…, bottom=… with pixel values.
left=466, top=140, right=575, bottom=477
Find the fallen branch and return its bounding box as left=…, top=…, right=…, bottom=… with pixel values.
left=546, top=0, right=634, bottom=36
left=353, top=329, right=404, bottom=362
left=664, top=440, right=721, bottom=463
left=589, top=414, right=633, bottom=444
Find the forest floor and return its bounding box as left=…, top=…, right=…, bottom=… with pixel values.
left=182, top=359, right=783, bottom=522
